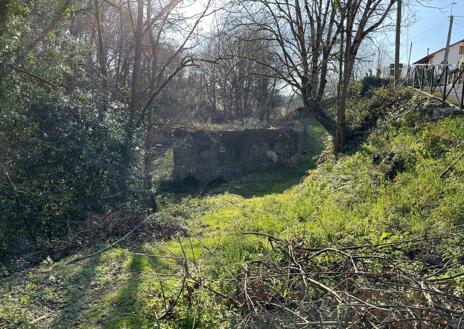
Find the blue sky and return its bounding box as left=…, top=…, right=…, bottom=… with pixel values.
left=401, top=0, right=464, bottom=64
left=192, top=1, right=464, bottom=68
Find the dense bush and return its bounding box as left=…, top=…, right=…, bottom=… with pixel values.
left=0, top=4, right=147, bottom=267
left=0, top=100, right=124, bottom=266
left=359, top=76, right=390, bottom=96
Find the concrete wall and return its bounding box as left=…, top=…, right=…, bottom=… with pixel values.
left=172, top=128, right=303, bottom=187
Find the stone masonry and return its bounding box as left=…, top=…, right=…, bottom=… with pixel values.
left=172, top=127, right=303, bottom=187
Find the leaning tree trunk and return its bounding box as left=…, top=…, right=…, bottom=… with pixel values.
left=301, top=90, right=337, bottom=137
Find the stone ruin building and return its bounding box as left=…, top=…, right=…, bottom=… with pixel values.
left=172, top=127, right=304, bottom=189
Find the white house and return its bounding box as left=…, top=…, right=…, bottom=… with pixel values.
left=414, top=39, right=464, bottom=66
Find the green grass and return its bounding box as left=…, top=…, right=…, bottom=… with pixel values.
left=1, top=89, right=464, bottom=328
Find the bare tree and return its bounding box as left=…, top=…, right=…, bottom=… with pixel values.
left=335, top=0, right=397, bottom=152
left=229, top=0, right=398, bottom=152
left=93, top=0, right=108, bottom=118
left=192, top=22, right=283, bottom=122
left=68, top=0, right=214, bottom=207
left=232, top=0, right=340, bottom=135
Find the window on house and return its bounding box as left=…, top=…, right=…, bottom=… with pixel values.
left=460, top=46, right=464, bottom=55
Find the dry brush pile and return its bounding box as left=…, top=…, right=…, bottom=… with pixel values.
left=230, top=230, right=464, bottom=328
left=130, top=225, right=464, bottom=328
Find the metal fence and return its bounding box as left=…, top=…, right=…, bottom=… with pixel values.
left=404, top=64, right=464, bottom=109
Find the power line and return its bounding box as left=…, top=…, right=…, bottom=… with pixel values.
left=410, top=1, right=448, bottom=12
left=452, top=21, right=464, bottom=29
left=407, top=21, right=447, bottom=42
left=409, top=26, right=447, bottom=45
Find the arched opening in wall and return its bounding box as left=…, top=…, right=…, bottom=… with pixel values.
left=181, top=176, right=200, bottom=194
left=206, top=177, right=228, bottom=191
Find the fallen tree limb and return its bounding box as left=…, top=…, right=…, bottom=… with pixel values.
left=440, top=151, right=464, bottom=179
left=30, top=313, right=52, bottom=325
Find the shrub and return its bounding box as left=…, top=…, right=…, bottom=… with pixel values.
left=0, top=101, right=124, bottom=267
left=359, top=76, right=390, bottom=96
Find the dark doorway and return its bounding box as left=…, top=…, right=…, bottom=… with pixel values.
left=206, top=177, right=228, bottom=191
left=181, top=176, right=200, bottom=194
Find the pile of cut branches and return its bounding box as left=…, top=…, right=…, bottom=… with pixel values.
left=234, top=231, right=464, bottom=328
left=12, top=210, right=188, bottom=270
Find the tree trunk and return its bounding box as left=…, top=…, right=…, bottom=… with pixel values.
left=143, top=107, right=157, bottom=211
left=94, top=0, right=108, bottom=120
left=302, top=95, right=337, bottom=137
left=335, top=22, right=347, bottom=154
left=117, top=0, right=144, bottom=204
left=141, top=0, right=157, bottom=211
left=335, top=90, right=348, bottom=153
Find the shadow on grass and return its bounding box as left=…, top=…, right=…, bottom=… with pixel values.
left=49, top=257, right=100, bottom=328
left=103, top=255, right=144, bottom=328
left=207, top=156, right=316, bottom=198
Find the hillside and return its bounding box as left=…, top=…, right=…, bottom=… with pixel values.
left=1, top=88, right=464, bottom=328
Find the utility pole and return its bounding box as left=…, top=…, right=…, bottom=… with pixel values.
left=377, top=49, right=382, bottom=77
left=443, top=15, right=454, bottom=64
left=444, top=2, right=457, bottom=64
left=408, top=42, right=412, bottom=67
left=394, top=0, right=402, bottom=83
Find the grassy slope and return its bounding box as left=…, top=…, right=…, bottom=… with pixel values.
left=1, top=89, right=464, bottom=328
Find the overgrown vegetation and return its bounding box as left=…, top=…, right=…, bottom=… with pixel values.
left=0, top=100, right=128, bottom=267
left=0, top=0, right=405, bottom=266
left=1, top=0, right=463, bottom=327
left=2, top=88, right=463, bottom=328
left=0, top=0, right=140, bottom=266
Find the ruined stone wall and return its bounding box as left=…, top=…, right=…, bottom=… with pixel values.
left=172, top=128, right=303, bottom=187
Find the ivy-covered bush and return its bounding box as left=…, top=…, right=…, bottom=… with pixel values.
left=0, top=4, right=144, bottom=267
left=359, top=76, right=390, bottom=96
left=0, top=100, right=124, bottom=266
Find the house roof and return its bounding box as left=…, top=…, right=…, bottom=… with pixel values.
left=413, top=38, right=464, bottom=64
